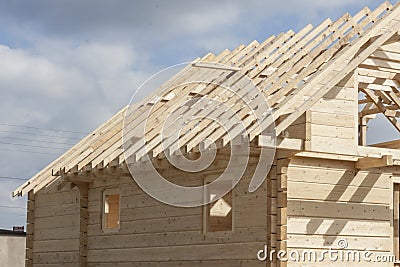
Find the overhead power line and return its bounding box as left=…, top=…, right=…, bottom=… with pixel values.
left=0, top=141, right=68, bottom=150
left=0, top=176, right=28, bottom=181
left=0, top=136, right=76, bottom=146
left=0, top=130, right=83, bottom=140
left=0, top=123, right=89, bottom=135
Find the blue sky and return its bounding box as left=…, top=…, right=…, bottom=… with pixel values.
left=0, top=0, right=398, bottom=229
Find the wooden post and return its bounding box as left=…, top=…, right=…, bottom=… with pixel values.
left=359, top=116, right=368, bottom=146
left=304, top=112, right=312, bottom=151
left=394, top=184, right=400, bottom=263
left=276, top=154, right=290, bottom=267
left=76, top=182, right=89, bottom=267
left=267, top=164, right=277, bottom=267
left=25, top=190, right=34, bottom=267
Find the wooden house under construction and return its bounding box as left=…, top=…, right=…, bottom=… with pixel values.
left=13, top=1, right=400, bottom=266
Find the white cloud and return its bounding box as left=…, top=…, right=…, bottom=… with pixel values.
left=0, top=44, right=90, bottom=99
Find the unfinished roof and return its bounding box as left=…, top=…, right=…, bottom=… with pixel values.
left=13, top=1, right=400, bottom=197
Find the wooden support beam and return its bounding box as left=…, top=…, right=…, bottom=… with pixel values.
left=359, top=98, right=372, bottom=104
left=388, top=90, right=400, bottom=107
left=359, top=116, right=368, bottom=146
left=355, top=155, right=393, bottom=169
left=192, top=62, right=241, bottom=72
left=257, top=136, right=304, bottom=151
left=25, top=190, right=34, bottom=267
left=359, top=82, right=393, bottom=92
left=276, top=153, right=291, bottom=267
left=295, top=151, right=359, bottom=162
left=360, top=104, right=399, bottom=116
left=64, top=172, right=106, bottom=183
left=76, top=183, right=88, bottom=267
left=370, top=139, right=400, bottom=149
left=362, top=88, right=400, bottom=131
left=358, top=67, right=400, bottom=79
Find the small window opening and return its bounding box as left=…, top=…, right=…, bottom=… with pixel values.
left=207, top=191, right=233, bottom=232
left=103, top=189, right=120, bottom=231
left=203, top=178, right=233, bottom=233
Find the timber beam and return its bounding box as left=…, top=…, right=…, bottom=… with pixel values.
left=355, top=155, right=394, bottom=169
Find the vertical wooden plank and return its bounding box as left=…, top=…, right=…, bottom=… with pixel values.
left=359, top=116, right=368, bottom=146
left=354, top=69, right=360, bottom=146
left=304, top=112, right=312, bottom=151
left=267, top=164, right=276, bottom=267
left=78, top=183, right=89, bottom=267
left=276, top=154, right=290, bottom=267
left=393, top=183, right=399, bottom=261
left=26, top=190, right=35, bottom=267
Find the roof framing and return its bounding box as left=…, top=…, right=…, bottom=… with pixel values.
left=13, top=1, right=400, bottom=197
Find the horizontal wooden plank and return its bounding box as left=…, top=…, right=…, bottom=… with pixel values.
left=308, top=136, right=357, bottom=154
left=361, top=57, right=400, bottom=71
left=33, top=239, right=79, bottom=253
left=288, top=181, right=390, bottom=204
left=287, top=166, right=390, bottom=189
left=309, top=98, right=356, bottom=116
left=34, top=226, right=80, bottom=241
left=289, top=157, right=356, bottom=170
left=87, top=242, right=265, bottom=262
left=322, top=86, right=356, bottom=101
left=310, top=124, right=355, bottom=139
left=88, top=215, right=202, bottom=236
left=116, top=206, right=200, bottom=223
left=380, top=41, right=400, bottom=54
left=287, top=217, right=391, bottom=237
left=87, top=227, right=267, bottom=250
left=287, top=234, right=391, bottom=251
left=34, top=214, right=80, bottom=230
left=34, top=203, right=79, bottom=218
left=309, top=111, right=355, bottom=128
left=287, top=200, right=390, bottom=220
left=35, top=190, right=79, bottom=208
left=34, top=263, right=79, bottom=267
left=87, top=259, right=263, bottom=267
left=33, top=251, right=79, bottom=264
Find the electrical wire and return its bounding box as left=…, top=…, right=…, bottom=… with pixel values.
left=0, top=136, right=76, bottom=146
left=0, top=123, right=89, bottom=135
left=0, top=176, right=28, bottom=181
left=0, top=141, right=68, bottom=150
left=0, top=130, right=83, bottom=140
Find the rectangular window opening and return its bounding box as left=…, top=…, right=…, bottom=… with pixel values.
left=204, top=179, right=233, bottom=233
left=103, top=189, right=120, bottom=231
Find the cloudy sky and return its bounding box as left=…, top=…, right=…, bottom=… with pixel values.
left=0, top=0, right=398, bottom=229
